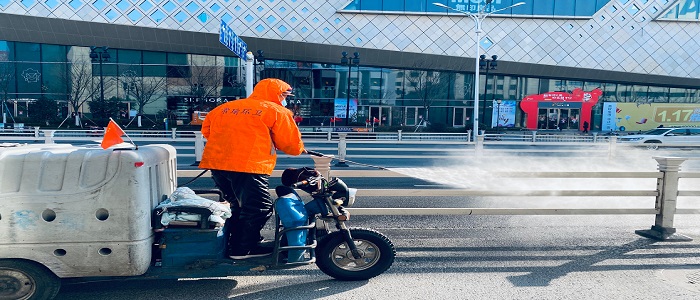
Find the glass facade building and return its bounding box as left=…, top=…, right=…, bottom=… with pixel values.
left=0, top=0, right=699, bottom=131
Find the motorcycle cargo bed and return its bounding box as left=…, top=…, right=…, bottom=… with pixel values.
left=0, top=143, right=177, bottom=278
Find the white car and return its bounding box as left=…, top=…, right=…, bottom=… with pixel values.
left=617, top=127, right=700, bottom=149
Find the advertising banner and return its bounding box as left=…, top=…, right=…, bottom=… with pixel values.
left=602, top=102, right=618, bottom=132
left=602, top=102, right=700, bottom=132
left=334, top=98, right=357, bottom=121
left=491, top=100, right=516, bottom=128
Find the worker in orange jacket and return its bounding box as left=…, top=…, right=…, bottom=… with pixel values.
left=200, top=78, right=305, bottom=259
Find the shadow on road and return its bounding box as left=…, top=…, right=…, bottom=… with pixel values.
left=396, top=239, right=700, bottom=287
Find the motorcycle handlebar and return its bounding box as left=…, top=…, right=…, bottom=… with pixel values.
left=291, top=180, right=308, bottom=188
left=305, top=150, right=326, bottom=157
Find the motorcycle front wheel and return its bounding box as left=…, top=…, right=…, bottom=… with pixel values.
left=316, top=228, right=395, bottom=281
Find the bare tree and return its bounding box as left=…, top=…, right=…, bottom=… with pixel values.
left=404, top=62, right=450, bottom=123
left=54, top=59, right=102, bottom=127
left=122, top=70, right=168, bottom=115
left=0, top=61, right=14, bottom=123
left=173, top=55, right=225, bottom=110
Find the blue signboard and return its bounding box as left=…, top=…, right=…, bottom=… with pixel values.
left=219, top=20, right=248, bottom=61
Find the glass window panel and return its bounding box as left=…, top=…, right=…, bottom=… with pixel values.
left=117, top=49, right=141, bottom=64
left=426, top=0, right=448, bottom=13
left=669, top=88, right=692, bottom=103
left=0, top=41, right=13, bottom=61
left=568, top=80, right=584, bottom=91
left=405, top=0, right=427, bottom=12
left=510, top=1, right=534, bottom=15
left=600, top=83, right=617, bottom=102
left=0, top=61, right=17, bottom=94
left=41, top=44, right=66, bottom=62
left=616, top=84, right=632, bottom=102
left=16, top=62, right=42, bottom=95
left=648, top=86, right=668, bottom=103
left=383, top=0, right=405, bottom=11
left=554, top=1, right=575, bottom=16
left=41, top=63, right=65, bottom=95
left=167, top=53, right=188, bottom=65
left=343, top=0, right=360, bottom=10
left=584, top=81, right=604, bottom=91
left=575, top=1, right=596, bottom=16
left=596, top=0, right=611, bottom=12
left=360, top=0, right=381, bottom=11
left=519, top=77, right=539, bottom=98
left=629, top=85, right=648, bottom=103
left=119, top=64, right=142, bottom=78
left=143, top=51, right=166, bottom=77
left=532, top=0, right=555, bottom=16
left=15, top=42, right=40, bottom=62
left=678, top=0, right=700, bottom=20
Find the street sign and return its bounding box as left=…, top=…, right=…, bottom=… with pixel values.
left=219, top=20, right=248, bottom=61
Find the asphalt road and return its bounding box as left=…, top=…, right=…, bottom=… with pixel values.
left=54, top=214, right=700, bottom=300
left=45, top=142, right=700, bottom=299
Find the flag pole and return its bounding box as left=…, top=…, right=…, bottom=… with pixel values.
left=110, top=117, right=138, bottom=150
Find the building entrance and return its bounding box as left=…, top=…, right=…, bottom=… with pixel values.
left=538, top=108, right=580, bottom=130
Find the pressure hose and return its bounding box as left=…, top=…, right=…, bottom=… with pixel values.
left=305, top=150, right=389, bottom=170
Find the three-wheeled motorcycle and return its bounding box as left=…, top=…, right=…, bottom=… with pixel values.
left=0, top=143, right=395, bottom=300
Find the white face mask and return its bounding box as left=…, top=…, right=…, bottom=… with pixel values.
left=280, top=99, right=288, bottom=107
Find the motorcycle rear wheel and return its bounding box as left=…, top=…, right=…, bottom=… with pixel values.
left=316, top=228, right=395, bottom=281
left=0, top=259, right=61, bottom=300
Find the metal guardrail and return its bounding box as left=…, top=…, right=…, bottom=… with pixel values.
left=0, top=128, right=625, bottom=162
left=176, top=156, right=700, bottom=242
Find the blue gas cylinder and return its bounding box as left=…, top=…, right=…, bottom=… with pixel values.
left=275, top=193, right=308, bottom=262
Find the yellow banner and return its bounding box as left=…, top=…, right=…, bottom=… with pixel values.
left=613, top=103, right=700, bottom=132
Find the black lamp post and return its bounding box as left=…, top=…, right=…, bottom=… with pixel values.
left=479, top=54, right=497, bottom=128
left=496, top=99, right=502, bottom=129
left=253, top=50, right=265, bottom=83
left=89, top=47, right=110, bottom=105
left=340, top=51, right=360, bottom=126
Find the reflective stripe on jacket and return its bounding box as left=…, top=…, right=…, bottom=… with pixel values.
left=199, top=78, right=305, bottom=175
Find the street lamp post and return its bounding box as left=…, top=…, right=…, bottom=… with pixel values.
left=253, top=50, right=265, bottom=84
left=433, top=1, right=524, bottom=142
left=89, top=46, right=110, bottom=104
left=340, top=51, right=360, bottom=126
left=496, top=99, right=502, bottom=129
left=480, top=54, right=498, bottom=126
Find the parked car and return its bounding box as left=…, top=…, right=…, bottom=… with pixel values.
left=617, top=127, right=700, bottom=149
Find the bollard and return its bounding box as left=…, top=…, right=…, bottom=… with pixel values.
left=466, top=130, right=472, bottom=143
left=327, top=131, right=332, bottom=141
left=475, top=135, right=484, bottom=157
left=171, top=128, right=177, bottom=139
left=44, top=130, right=55, bottom=144
left=635, top=157, right=692, bottom=241
left=193, top=131, right=204, bottom=166
left=398, top=129, right=402, bottom=141
left=311, top=153, right=333, bottom=179
left=335, top=133, right=349, bottom=167
left=531, top=131, right=537, bottom=142
left=607, top=136, right=617, bottom=160
left=34, top=127, right=40, bottom=138
left=593, top=132, right=598, bottom=143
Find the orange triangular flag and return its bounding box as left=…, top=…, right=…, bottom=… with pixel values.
left=101, top=119, right=126, bottom=149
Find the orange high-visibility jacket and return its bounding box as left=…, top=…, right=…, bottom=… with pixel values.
left=199, top=79, right=305, bottom=175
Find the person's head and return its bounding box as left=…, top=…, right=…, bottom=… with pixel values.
left=251, top=78, right=294, bottom=107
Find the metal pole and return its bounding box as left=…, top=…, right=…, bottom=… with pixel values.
left=99, top=56, right=105, bottom=105
left=473, top=16, right=481, bottom=142
left=635, top=157, right=692, bottom=241
left=345, top=64, right=351, bottom=126
left=245, top=52, right=254, bottom=97
left=482, top=65, right=488, bottom=127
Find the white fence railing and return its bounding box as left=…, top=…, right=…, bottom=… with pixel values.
left=176, top=156, right=700, bottom=241
left=0, top=128, right=663, bottom=162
